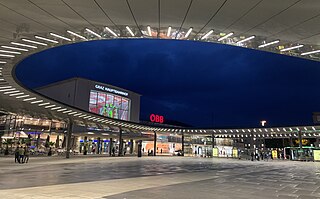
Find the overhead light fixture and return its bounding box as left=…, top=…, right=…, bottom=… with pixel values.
left=0, top=61, right=7, bottom=64
left=185, top=28, right=193, bottom=38
left=16, top=94, right=30, bottom=99
left=63, top=110, right=73, bottom=114
left=237, top=36, right=255, bottom=44
left=22, top=39, right=47, bottom=46
left=4, top=90, right=20, bottom=95
left=56, top=108, right=67, bottom=112
left=1, top=45, right=28, bottom=52
left=0, top=88, right=15, bottom=92
left=38, top=102, right=50, bottom=106
left=0, top=54, right=15, bottom=58
left=0, top=86, right=12, bottom=89
left=11, top=42, right=37, bottom=49
left=301, top=49, right=320, bottom=56
left=218, top=32, right=234, bottom=41
left=67, top=30, right=87, bottom=40
left=201, top=29, right=214, bottom=40
left=30, top=100, right=43, bottom=104
left=167, top=26, right=172, bottom=37
left=23, top=97, right=36, bottom=101
left=258, top=40, right=280, bottom=48
left=45, top=105, right=56, bottom=109
left=0, top=50, right=21, bottom=54
left=126, top=26, right=134, bottom=37
left=105, top=27, right=118, bottom=37
left=85, top=28, right=101, bottom=38
left=51, top=106, right=61, bottom=110
left=280, top=44, right=303, bottom=52
left=9, top=92, right=24, bottom=97
left=147, top=26, right=152, bottom=36
left=50, top=33, right=71, bottom=41
left=35, top=36, right=58, bottom=44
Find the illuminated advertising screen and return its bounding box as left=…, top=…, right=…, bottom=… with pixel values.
left=89, top=90, right=130, bottom=121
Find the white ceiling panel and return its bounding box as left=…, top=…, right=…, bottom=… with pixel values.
left=61, top=0, right=114, bottom=28
left=229, top=0, right=300, bottom=36
left=95, top=0, right=136, bottom=26
left=129, top=0, right=158, bottom=27
left=160, top=0, right=192, bottom=28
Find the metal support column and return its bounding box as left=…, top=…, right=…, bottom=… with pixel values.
left=181, top=132, right=184, bottom=156
left=66, top=119, right=73, bottom=159
left=130, top=139, right=134, bottom=154
left=118, top=129, right=123, bottom=156
left=97, top=137, right=101, bottom=154
left=153, top=131, right=157, bottom=156
left=109, top=138, right=113, bottom=156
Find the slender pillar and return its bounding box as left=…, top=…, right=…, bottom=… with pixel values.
left=109, top=138, right=113, bottom=156
left=66, top=119, right=73, bottom=159
left=97, top=137, right=101, bottom=154
left=118, top=129, right=123, bottom=156
left=181, top=132, right=184, bottom=156
left=137, top=140, right=142, bottom=157
left=153, top=131, right=157, bottom=156
left=130, top=139, right=134, bottom=154
left=212, top=133, right=215, bottom=148
left=84, top=136, right=88, bottom=155
left=298, top=130, right=302, bottom=150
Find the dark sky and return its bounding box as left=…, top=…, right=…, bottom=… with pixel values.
left=16, top=39, right=320, bottom=128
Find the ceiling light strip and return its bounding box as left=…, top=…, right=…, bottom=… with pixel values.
left=185, top=28, right=193, bottom=38
left=0, top=88, right=15, bottom=92
left=67, top=30, right=87, bottom=40
left=4, top=90, right=20, bottom=94
left=147, top=26, right=152, bottom=36
left=35, top=36, right=58, bottom=44
left=0, top=61, right=7, bottom=64
left=11, top=42, right=37, bottom=49
left=258, top=40, right=280, bottom=48
left=301, top=49, right=320, bottom=56
left=218, top=32, right=234, bottom=41
left=0, top=50, right=21, bottom=54
left=30, top=100, right=43, bottom=104
left=85, top=28, right=101, bottom=38
left=16, top=94, right=30, bottom=99
left=167, top=26, right=172, bottom=37
left=1, top=46, right=28, bottom=52
left=51, top=106, right=61, bottom=110
left=23, top=97, right=36, bottom=101
left=9, top=92, right=24, bottom=96
left=38, top=102, right=50, bottom=106
left=237, top=36, right=255, bottom=44
left=45, top=105, right=56, bottom=109
left=50, top=33, right=71, bottom=41
left=105, top=27, right=118, bottom=37
left=280, top=45, right=304, bottom=52
left=126, top=26, right=134, bottom=37
left=201, top=30, right=214, bottom=40
left=22, top=39, right=47, bottom=46
left=0, top=54, right=15, bottom=58
left=57, top=108, right=67, bottom=112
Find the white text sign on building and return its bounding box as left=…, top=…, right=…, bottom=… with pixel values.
left=94, top=84, right=128, bottom=96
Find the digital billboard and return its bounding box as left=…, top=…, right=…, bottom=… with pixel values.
left=89, top=90, right=130, bottom=121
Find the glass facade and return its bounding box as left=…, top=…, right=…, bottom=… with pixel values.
left=89, top=90, right=130, bottom=121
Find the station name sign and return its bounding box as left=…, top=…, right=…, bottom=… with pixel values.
left=150, top=114, right=164, bottom=124
left=94, top=84, right=128, bottom=96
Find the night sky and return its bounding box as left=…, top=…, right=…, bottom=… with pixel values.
left=15, top=39, right=320, bottom=128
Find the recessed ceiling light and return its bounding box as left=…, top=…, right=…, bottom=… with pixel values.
left=85, top=28, right=101, bottom=38
left=35, top=36, right=59, bottom=43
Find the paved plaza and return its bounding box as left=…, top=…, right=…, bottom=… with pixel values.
left=0, top=156, right=320, bottom=199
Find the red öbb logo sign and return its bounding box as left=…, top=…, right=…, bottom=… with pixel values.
left=149, top=114, right=164, bottom=124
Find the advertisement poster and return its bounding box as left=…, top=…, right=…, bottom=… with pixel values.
left=272, top=150, right=278, bottom=159
left=232, top=148, right=238, bottom=158
left=213, top=148, right=219, bottom=157
left=314, top=150, right=320, bottom=161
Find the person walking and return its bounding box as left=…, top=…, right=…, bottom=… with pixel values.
left=14, top=147, right=20, bottom=163
left=24, top=146, right=30, bottom=163
left=18, top=146, right=25, bottom=164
